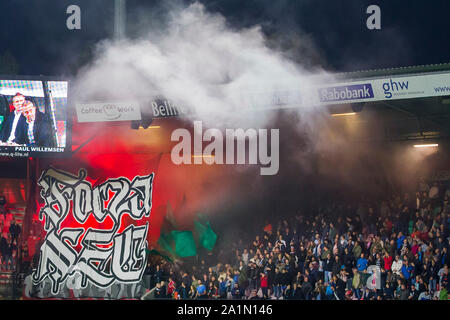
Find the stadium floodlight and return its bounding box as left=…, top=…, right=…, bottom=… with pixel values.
left=413, top=144, right=438, bottom=148
left=133, top=124, right=160, bottom=129
left=331, top=112, right=357, bottom=117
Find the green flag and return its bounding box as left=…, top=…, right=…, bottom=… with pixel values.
left=194, top=220, right=217, bottom=251
left=158, top=232, right=176, bottom=256
left=171, top=230, right=197, bottom=257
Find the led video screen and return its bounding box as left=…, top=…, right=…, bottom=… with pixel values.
left=0, top=78, right=69, bottom=157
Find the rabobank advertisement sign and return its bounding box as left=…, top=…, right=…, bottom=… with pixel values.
left=319, top=83, right=374, bottom=103
left=314, top=72, right=450, bottom=106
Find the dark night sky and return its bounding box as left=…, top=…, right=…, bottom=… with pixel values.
left=0, top=0, right=449, bottom=76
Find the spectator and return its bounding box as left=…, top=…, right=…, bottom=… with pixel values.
left=361, top=287, right=375, bottom=300
left=167, top=276, right=176, bottom=297
left=399, top=283, right=410, bottom=300
left=323, top=253, right=333, bottom=283
left=391, top=255, right=403, bottom=278
left=142, top=181, right=449, bottom=301
left=0, top=195, right=8, bottom=219
left=196, top=279, right=207, bottom=299
left=384, top=281, right=394, bottom=299
left=383, top=251, right=393, bottom=271
left=401, top=259, right=414, bottom=280
left=177, top=281, right=189, bottom=299
left=9, top=218, right=21, bottom=246
left=188, top=284, right=197, bottom=299
left=0, top=234, right=14, bottom=270
left=260, top=272, right=269, bottom=298
left=231, top=282, right=242, bottom=299
left=357, top=253, right=368, bottom=272
left=154, top=282, right=163, bottom=299
left=353, top=241, right=362, bottom=260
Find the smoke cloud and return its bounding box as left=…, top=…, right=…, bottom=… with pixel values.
left=72, top=2, right=331, bottom=129
left=69, top=2, right=444, bottom=236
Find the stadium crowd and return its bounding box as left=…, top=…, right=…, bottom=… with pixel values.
left=144, top=181, right=450, bottom=300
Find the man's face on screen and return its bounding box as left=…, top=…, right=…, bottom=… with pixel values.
left=22, top=102, right=36, bottom=122
left=12, top=95, right=25, bottom=111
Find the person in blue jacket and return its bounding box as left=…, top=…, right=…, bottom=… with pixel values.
left=397, top=232, right=406, bottom=252
left=357, top=253, right=368, bottom=272
left=401, top=259, right=414, bottom=281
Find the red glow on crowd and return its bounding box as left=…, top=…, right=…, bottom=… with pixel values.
left=29, top=118, right=233, bottom=250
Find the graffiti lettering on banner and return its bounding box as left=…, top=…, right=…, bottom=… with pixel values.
left=32, top=167, right=154, bottom=295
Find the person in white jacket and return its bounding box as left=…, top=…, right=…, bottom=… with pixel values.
left=391, top=255, right=403, bottom=276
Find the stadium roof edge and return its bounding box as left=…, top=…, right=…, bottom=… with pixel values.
left=333, top=63, right=450, bottom=81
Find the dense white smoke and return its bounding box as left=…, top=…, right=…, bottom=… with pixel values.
left=72, top=2, right=331, bottom=129
left=69, top=1, right=444, bottom=227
